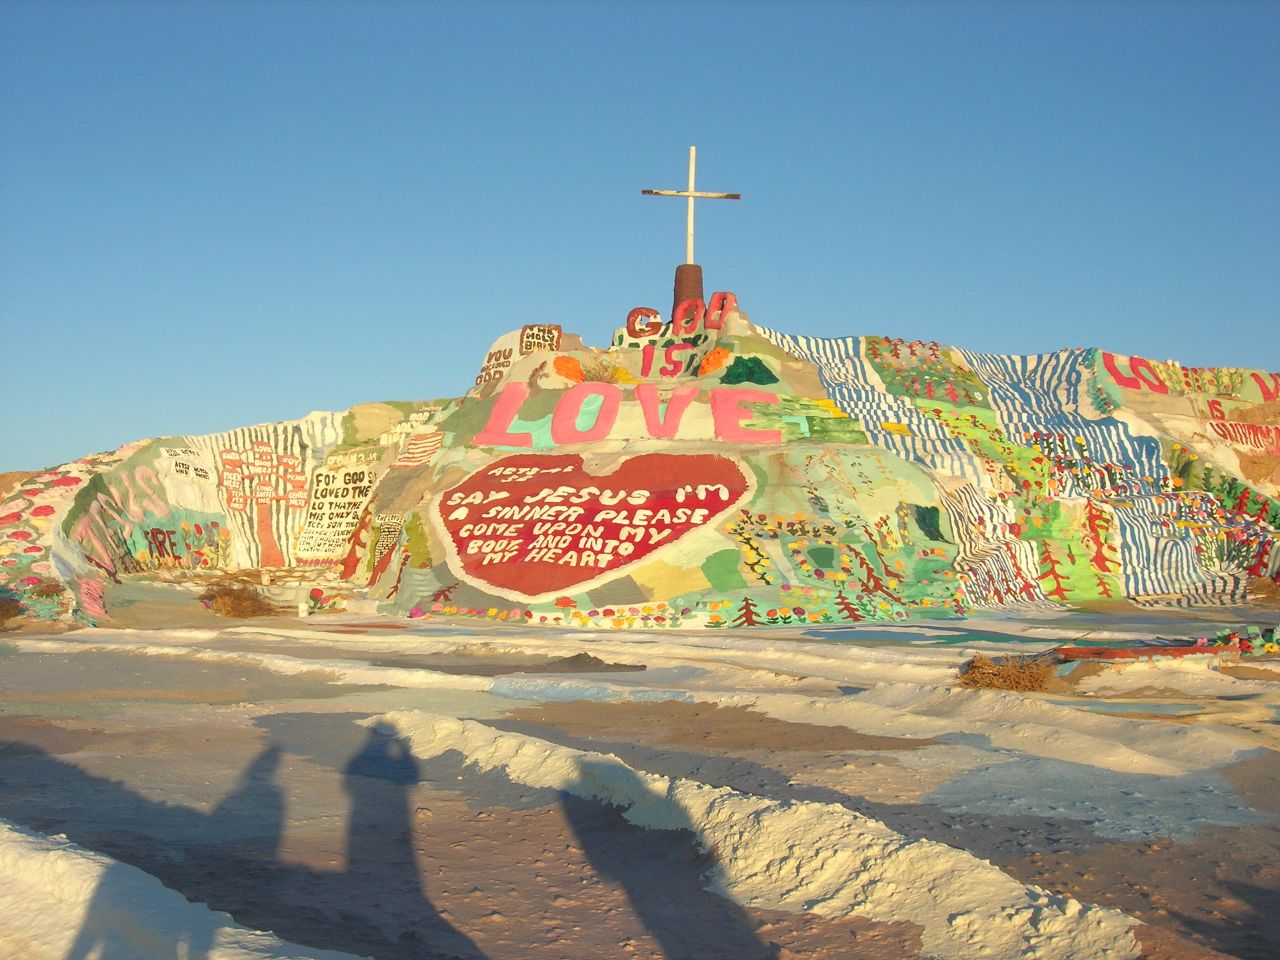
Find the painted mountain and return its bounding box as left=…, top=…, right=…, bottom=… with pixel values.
left=4, top=292, right=1278, bottom=629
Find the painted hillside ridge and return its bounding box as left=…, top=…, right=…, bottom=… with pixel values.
left=2, top=293, right=1278, bottom=630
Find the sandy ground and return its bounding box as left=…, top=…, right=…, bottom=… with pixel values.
left=1, top=606, right=1277, bottom=959
left=499, top=699, right=1271, bottom=960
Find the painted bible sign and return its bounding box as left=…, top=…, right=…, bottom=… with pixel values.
left=434, top=453, right=752, bottom=601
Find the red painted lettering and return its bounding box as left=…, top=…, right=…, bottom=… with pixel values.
left=660, top=343, right=695, bottom=377
left=626, top=307, right=664, bottom=339
left=1252, top=372, right=1280, bottom=402
left=704, top=291, right=737, bottom=331
left=671, top=299, right=705, bottom=337
left=1102, top=352, right=1168, bottom=394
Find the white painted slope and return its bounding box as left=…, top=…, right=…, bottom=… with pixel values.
left=371, top=710, right=1142, bottom=960
left=0, top=819, right=366, bottom=960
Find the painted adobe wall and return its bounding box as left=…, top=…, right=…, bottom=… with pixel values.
left=2, top=294, right=1277, bottom=628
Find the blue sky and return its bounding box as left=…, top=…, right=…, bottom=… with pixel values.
left=3, top=0, right=1277, bottom=471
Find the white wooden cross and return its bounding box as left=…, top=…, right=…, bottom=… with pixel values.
left=642, top=146, right=741, bottom=265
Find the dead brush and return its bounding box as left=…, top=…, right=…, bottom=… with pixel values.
left=199, top=583, right=275, bottom=618
left=579, top=356, right=621, bottom=383
left=958, top=653, right=1053, bottom=691
left=0, top=597, right=23, bottom=627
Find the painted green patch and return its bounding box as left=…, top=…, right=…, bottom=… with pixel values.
left=808, top=545, right=836, bottom=568
left=721, top=356, right=779, bottom=385
left=913, top=504, right=947, bottom=542
left=702, top=549, right=749, bottom=592
left=806, top=416, right=869, bottom=444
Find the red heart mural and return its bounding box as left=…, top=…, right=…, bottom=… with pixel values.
left=434, top=453, right=751, bottom=601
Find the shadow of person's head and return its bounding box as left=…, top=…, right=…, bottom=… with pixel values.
left=345, top=720, right=419, bottom=785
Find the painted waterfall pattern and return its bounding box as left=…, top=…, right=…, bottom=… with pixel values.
left=3, top=298, right=1277, bottom=628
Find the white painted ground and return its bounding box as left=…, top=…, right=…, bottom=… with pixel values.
left=1, top=615, right=1276, bottom=959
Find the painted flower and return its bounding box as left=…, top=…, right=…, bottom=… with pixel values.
left=31, top=505, right=55, bottom=518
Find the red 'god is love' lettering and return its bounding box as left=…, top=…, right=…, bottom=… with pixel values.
left=434, top=453, right=751, bottom=601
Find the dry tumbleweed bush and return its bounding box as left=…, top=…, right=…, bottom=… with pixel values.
left=199, top=584, right=276, bottom=618
left=958, top=653, right=1053, bottom=691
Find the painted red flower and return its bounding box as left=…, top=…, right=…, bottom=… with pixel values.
left=19, top=576, right=40, bottom=586
left=31, top=505, right=55, bottom=518
left=23, top=546, right=42, bottom=554
left=49, top=476, right=83, bottom=487
left=8, top=531, right=33, bottom=541
left=0, top=512, right=21, bottom=525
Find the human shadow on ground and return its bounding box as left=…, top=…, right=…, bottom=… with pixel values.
left=1166, top=878, right=1280, bottom=960
left=495, top=718, right=1276, bottom=960
left=64, top=744, right=287, bottom=958
left=339, top=722, right=484, bottom=959
left=62, top=858, right=218, bottom=960
left=0, top=721, right=486, bottom=960
left=559, top=758, right=779, bottom=960
left=492, top=718, right=1111, bottom=858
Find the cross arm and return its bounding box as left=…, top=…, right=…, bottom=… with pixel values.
left=641, top=189, right=742, bottom=200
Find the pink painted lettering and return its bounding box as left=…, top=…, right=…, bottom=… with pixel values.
left=704, top=291, right=737, bottom=330
left=551, top=383, right=622, bottom=444
left=635, top=385, right=699, bottom=438
left=474, top=382, right=534, bottom=448
left=710, top=388, right=782, bottom=444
